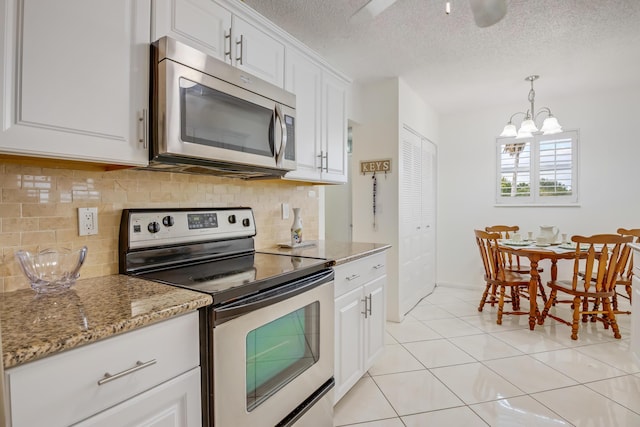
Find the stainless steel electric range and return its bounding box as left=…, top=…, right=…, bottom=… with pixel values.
left=119, top=207, right=334, bottom=427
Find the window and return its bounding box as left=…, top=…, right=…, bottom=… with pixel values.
left=496, top=130, right=578, bottom=205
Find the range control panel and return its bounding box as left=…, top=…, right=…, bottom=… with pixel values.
left=124, top=208, right=256, bottom=249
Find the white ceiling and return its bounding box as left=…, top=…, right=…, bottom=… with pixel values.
left=242, top=0, right=640, bottom=115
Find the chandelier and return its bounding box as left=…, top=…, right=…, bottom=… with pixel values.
left=500, top=75, right=563, bottom=139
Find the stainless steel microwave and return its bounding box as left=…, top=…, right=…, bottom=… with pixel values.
left=147, top=37, right=296, bottom=179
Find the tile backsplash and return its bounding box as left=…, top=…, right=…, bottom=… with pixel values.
left=0, top=161, right=319, bottom=292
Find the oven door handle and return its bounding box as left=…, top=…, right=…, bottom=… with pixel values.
left=214, top=270, right=333, bottom=325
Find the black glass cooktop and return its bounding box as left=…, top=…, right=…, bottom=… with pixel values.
left=136, top=252, right=329, bottom=305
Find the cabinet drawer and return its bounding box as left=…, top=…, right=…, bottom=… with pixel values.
left=334, top=252, right=387, bottom=298
left=6, top=312, right=200, bottom=427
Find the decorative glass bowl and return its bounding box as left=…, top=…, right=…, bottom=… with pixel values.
left=15, top=246, right=88, bottom=294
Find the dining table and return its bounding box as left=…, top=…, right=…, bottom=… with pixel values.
left=499, top=240, right=585, bottom=330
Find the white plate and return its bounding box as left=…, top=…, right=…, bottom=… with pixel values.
left=502, top=240, right=530, bottom=246
left=558, top=243, right=589, bottom=250
left=535, top=243, right=551, bottom=247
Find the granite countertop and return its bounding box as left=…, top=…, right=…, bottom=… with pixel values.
left=258, top=240, right=391, bottom=266
left=1, top=275, right=212, bottom=369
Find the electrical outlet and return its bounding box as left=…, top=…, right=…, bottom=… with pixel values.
left=282, top=203, right=290, bottom=220
left=78, top=207, right=98, bottom=236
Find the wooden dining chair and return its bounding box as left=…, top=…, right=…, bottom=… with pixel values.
left=580, top=228, right=638, bottom=318
left=475, top=229, right=530, bottom=324
left=540, top=234, right=633, bottom=340
left=613, top=227, right=639, bottom=309
left=485, top=225, right=547, bottom=305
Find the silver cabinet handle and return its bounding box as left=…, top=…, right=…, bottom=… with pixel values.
left=324, top=151, right=329, bottom=172
left=373, top=264, right=384, bottom=270
left=317, top=150, right=326, bottom=170
left=138, top=109, right=148, bottom=148
left=236, top=34, right=244, bottom=64
left=345, top=274, right=360, bottom=281
left=97, top=359, right=157, bottom=386
left=361, top=294, right=372, bottom=318
left=224, top=28, right=232, bottom=62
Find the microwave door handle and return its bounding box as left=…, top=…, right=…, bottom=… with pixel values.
left=274, top=103, right=287, bottom=167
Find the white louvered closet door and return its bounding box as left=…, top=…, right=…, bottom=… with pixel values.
left=420, top=139, right=437, bottom=298
left=399, top=126, right=436, bottom=317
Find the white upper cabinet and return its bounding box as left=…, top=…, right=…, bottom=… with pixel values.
left=153, top=0, right=232, bottom=61
left=284, top=47, right=322, bottom=181
left=284, top=48, right=348, bottom=184
left=152, top=0, right=285, bottom=88
left=321, top=71, right=348, bottom=183
left=0, top=0, right=150, bottom=166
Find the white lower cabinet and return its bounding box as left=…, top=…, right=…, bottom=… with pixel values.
left=333, top=252, right=387, bottom=403
left=74, top=367, right=201, bottom=427
left=4, top=312, right=201, bottom=427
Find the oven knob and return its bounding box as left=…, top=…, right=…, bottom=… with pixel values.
left=147, top=221, right=161, bottom=233
left=162, top=215, right=174, bottom=227
left=242, top=218, right=251, bottom=227
left=228, top=214, right=236, bottom=224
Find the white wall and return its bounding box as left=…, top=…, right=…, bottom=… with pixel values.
left=350, top=77, right=441, bottom=320
left=438, top=84, right=640, bottom=289
left=398, top=79, right=440, bottom=143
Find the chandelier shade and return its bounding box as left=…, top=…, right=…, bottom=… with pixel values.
left=540, top=116, right=562, bottom=135
left=500, top=75, right=563, bottom=138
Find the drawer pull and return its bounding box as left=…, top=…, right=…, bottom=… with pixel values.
left=345, top=274, right=360, bottom=281
left=97, top=359, right=157, bottom=386
left=373, top=264, right=384, bottom=269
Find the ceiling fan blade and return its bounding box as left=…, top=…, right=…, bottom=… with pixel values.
left=350, top=0, right=398, bottom=24
left=469, top=0, right=507, bottom=27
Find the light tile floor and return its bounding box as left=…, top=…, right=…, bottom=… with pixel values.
left=333, top=285, right=639, bottom=426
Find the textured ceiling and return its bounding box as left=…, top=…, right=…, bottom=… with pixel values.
left=242, top=0, right=640, bottom=114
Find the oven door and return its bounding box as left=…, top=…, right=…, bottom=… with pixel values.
left=155, top=57, right=296, bottom=171
left=212, top=271, right=333, bottom=427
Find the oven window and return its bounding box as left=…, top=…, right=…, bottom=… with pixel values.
left=245, top=301, right=320, bottom=411
left=179, top=78, right=274, bottom=157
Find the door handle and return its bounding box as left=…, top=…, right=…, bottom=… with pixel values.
left=274, top=104, right=287, bottom=166
left=224, top=28, right=232, bottom=63
left=137, top=109, right=148, bottom=149
left=236, top=34, right=244, bottom=64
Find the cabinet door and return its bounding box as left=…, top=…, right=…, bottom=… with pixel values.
left=74, top=368, right=202, bottom=427
left=334, top=287, right=365, bottom=403
left=232, top=15, right=284, bottom=88
left=283, top=48, right=322, bottom=181
left=152, top=0, right=232, bottom=62
left=321, top=71, right=348, bottom=183
left=363, top=275, right=386, bottom=370
left=0, top=0, right=150, bottom=166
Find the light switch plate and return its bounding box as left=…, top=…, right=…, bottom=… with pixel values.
left=282, top=203, right=290, bottom=220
